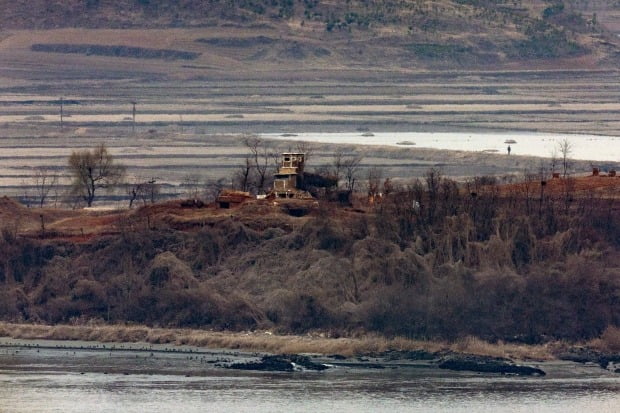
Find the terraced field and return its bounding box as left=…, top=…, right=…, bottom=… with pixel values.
left=0, top=28, right=619, bottom=205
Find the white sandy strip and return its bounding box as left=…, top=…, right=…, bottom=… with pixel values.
left=262, top=132, right=620, bottom=162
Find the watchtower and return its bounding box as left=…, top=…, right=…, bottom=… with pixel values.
left=273, top=153, right=305, bottom=197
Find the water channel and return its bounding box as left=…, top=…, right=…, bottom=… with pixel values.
left=1, top=343, right=618, bottom=413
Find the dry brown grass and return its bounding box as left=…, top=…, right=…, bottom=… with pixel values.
left=0, top=322, right=558, bottom=360
left=452, top=336, right=554, bottom=361
left=587, top=326, right=620, bottom=353
left=499, top=176, right=620, bottom=199
left=0, top=322, right=441, bottom=356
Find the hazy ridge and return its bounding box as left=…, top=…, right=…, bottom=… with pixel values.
left=1, top=0, right=620, bottom=69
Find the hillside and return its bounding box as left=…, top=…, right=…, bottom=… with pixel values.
left=1, top=0, right=620, bottom=70
left=1, top=173, right=618, bottom=343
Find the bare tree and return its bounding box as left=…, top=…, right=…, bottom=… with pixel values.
left=127, top=177, right=159, bottom=208
left=234, top=156, right=253, bottom=192
left=558, top=138, right=572, bottom=178
left=342, top=154, right=363, bottom=192
left=562, top=175, right=576, bottom=215
left=68, top=144, right=125, bottom=207
left=331, top=150, right=345, bottom=189
left=295, top=141, right=314, bottom=162
left=327, top=151, right=364, bottom=191
left=519, top=169, right=537, bottom=215
left=145, top=179, right=159, bottom=204
left=538, top=158, right=548, bottom=183
left=33, top=167, right=59, bottom=208
left=425, top=168, right=441, bottom=224
left=366, top=166, right=383, bottom=198
left=20, top=178, right=32, bottom=208
left=244, top=137, right=273, bottom=194
left=181, top=174, right=202, bottom=199
left=549, top=146, right=559, bottom=177
left=203, top=178, right=228, bottom=203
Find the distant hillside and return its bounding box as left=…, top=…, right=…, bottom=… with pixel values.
left=2, top=0, right=620, bottom=68
left=0, top=0, right=609, bottom=31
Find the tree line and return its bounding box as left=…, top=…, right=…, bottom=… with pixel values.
left=24, top=144, right=153, bottom=209
left=26, top=139, right=365, bottom=208
left=21, top=136, right=587, bottom=210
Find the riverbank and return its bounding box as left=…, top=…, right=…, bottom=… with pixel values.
left=1, top=322, right=618, bottom=363
left=0, top=332, right=618, bottom=380
left=2, top=342, right=618, bottom=413
left=0, top=322, right=485, bottom=357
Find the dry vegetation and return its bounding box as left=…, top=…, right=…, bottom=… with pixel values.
left=0, top=172, right=618, bottom=348
left=588, top=325, right=620, bottom=353
left=4, top=322, right=619, bottom=361
left=0, top=321, right=555, bottom=360
left=0, top=322, right=445, bottom=357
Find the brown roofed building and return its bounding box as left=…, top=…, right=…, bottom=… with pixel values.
left=216, top=189, right=253, bottom=209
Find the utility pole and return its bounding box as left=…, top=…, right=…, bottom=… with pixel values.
left=131, top=101, right=137, bottom=134
left=539, top=180, right=546, bottom=217
left=148, top=178, right=157, bottom=203
left=59, top=97, right=64, bottom=129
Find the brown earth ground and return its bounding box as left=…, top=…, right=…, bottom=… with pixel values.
left=2, top=173, right=619, bottom=240
left=499, top=174, right=620, bottom=197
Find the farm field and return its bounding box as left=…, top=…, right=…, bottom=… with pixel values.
left=1, top=28, right=620, bottom=203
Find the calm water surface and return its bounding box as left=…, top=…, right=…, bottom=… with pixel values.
left=263, top=132, right=620, bottom=162
left=0, top=346, right=618, bottom=413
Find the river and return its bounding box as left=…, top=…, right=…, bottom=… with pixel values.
left=0, top=343, right=618, bottom=413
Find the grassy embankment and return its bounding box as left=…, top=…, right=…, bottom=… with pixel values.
left=1, top=322, right=619, bottom=361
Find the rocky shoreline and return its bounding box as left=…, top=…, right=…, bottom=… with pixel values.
left=557, top=347, right=620, bottom=373
left=2, top=337, right=617, bottom=378
left=224, top=350, right=550, bottom=376
left=436, top=354, right=545, bottom=376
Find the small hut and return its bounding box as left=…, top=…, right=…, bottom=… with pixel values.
left=216, top=189, right=252, bottom=209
